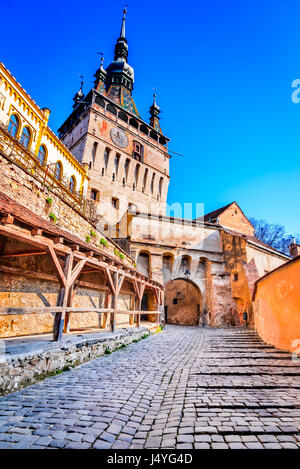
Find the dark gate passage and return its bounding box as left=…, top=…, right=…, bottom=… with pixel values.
left=164, top=278, right=202, bottom=326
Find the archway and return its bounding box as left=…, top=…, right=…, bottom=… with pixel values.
left=164, top=278, right=203, bottom=326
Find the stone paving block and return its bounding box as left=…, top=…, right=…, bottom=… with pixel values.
left=65, top=442, right=91, bottom=449
left=145, top=437, right=162, bottom=448
left=225, top=435, right=242, bottom=442
left=229, top=443, right=247, bottom=449
left=195, top=443, right=211, bottom=449
left=258, top=435, right=279, bottom=443
left=48, top=439, right=67, bottom=449
left=176, top=443, right=193, bottom=449
left=211, top=443, right=229, bottom=449
left=93, top=440, right=112, bottom=449
left=177, top=434, right=194, bottom=443
left=35, top=436, right=53, bottom=446
left=244, top=442, right=264, bottom=449
left=263, top=443, right=283, bottom=449
left=195, top=426, right=217, bottom=434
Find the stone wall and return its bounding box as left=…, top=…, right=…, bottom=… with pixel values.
left=218, top=202, right=255, bottom=236
left=0, top=325, right=160, bottom=395
left=0, top=154, right=133, bottom=266
left=253, top=256, right=300, bottom=353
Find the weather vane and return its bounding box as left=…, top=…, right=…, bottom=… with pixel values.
left=97, top=52, right=104, bottom=68
left=78, top=74, right=84, bottom=89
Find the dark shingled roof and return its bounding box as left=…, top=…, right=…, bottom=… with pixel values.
left=202, top=202, right=234, bottom=222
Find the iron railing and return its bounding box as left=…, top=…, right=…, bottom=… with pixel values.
left=0, top=123, right=97, bottom=222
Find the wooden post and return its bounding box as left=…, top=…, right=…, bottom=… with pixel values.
left=105, top=269, right=125, bottom=333
left=52, top=253, right=73, bottom=341
left=64, top=282, right=77, bottom=333
left=133, top=281, right=145, bottom=329
left=129, top=294, right=135, bottom=325
left=50, top=250, right=86, bottom=341
left=109, top=272, right=117, bottom=332
left=103, top=290, right=111, bottom=329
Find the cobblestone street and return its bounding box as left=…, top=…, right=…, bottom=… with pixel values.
left=0, top=325, right=300, bottom=449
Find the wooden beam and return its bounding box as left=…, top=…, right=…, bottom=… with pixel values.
left=53, top=237, right=64, bottom=244
left=69, top=259, right=86, bottom=285
left=0, top=307, right=161, bottom=316
left=115, top=273, right=125, bottom=297
left=0, top=214, right=14, bottom=225
left=0, top=224, right=68, bottom=255
left=1, top=249, right=47, bottom=258
left=31, top=228, right=43, bottom=236
left=48, top=246, right=67, bottom=287
left=105, top=267, right=116, bottom=295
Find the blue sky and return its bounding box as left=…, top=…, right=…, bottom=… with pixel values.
left=2, top=0, right=300, bottom=234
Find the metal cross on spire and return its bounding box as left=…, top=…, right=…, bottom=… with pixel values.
left=120, top=5, right=128, bottom=38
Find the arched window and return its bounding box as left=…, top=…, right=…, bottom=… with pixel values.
left=129, top=118, right=139, bottom=129
left=92, top=142, right=98, bottom=167
left=140, top=124, right=148, bottom=135
left=104, top=148, right=110, bottom=172
left=137, top=252, right=150, bottom=277
left=179, top=255, right=191, bottom=275
left=114, top=153, right=120, bottom=177
left=163, top=253, right=173, bottom=281
left=159, top=177, right=163, bottom=198
left=134, top=164, right=140, bottom=187
left=118, top=111, right=128, bottom=122
left=55, top=161, right=63, bottom=181
left=124, top=158, right=130, bottom=181
left=20, top=126, right=31, bottom=149
left=8, top=114, right=19, bottom=137
left=107, top=103, right=117, bottom=115
left=69, top=175, right=76, bottom=193
left=150, top=130, right=158, bottom=141
left=151, top=173, right=155, bottom=194
left=142, top=168, right=148, bottom=193
left=37, top=145, right=46, bottom=166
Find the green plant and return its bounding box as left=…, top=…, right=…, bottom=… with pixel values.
left=134, top=262, right=137, bottom=268
left=86, top=235, right=91, bottom=243
left=46, top=197, right=53, bottom=206
left=49, top=213, right=57, bottom=223
left=100, top=238, right=108, bottom=247
left=104, top=347, right=111, bottom=355
left=119, top=253, right=125, bottom=260
left=90, top=229, right=97, bottom=238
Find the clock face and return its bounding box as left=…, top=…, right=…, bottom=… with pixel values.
left=110, top=127, right=129, bottom=148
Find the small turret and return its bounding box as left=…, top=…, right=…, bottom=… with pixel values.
left=73, top=78, right=84, bottom=109
left=149, top=93, right=162, bottom=132
left=94, top=55, right=107, bottom=94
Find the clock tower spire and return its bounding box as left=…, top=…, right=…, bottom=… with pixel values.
left=105, top=7, right=139, bottom=116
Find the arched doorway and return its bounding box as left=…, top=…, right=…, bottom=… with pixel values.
left=164, top=278, right=202, bottom=326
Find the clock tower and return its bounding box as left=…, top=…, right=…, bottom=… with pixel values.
left=58, top=8, right=170, bottom=228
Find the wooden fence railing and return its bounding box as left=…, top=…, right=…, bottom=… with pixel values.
left=0, top=307, right=161, bottom=340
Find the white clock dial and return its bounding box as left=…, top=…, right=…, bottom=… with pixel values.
left=110, top=127, right=129, bottom=148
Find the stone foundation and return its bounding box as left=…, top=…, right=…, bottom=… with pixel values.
left=0, top=324, right=160, bottom=395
